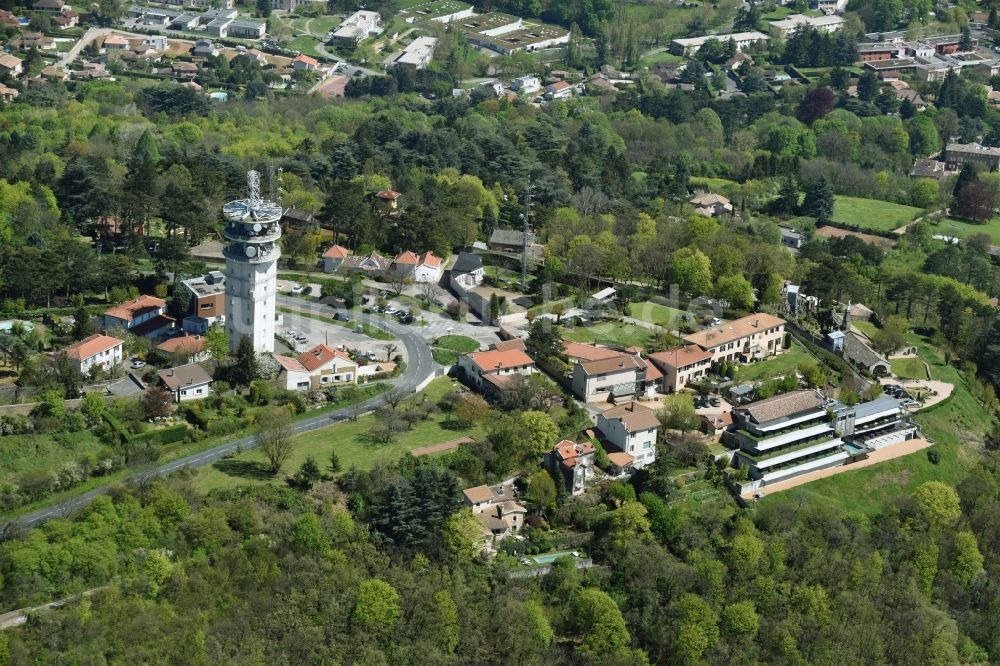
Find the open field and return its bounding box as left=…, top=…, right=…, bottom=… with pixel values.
left=735, top=341, right=815, bottom=382
left=832, top=196, right=922, bottom=232
left=891, top=357, right=928, bottom=380
left=285, top=35, right=325, bottom=60
left=629, top=300, right=685, bottom=327
left=758, top=335, right=987, bottom=516
left=928, top=216, right=1000, bottom=245
left=191, top=377, right=484, bottom=492
left=431, top=335, right=480, bottom=365
left=562, top=321, right=658, bottom=349
left=636, top=50, right=684, bottom=69
left=690, top=176, right=736, bottom=191
left=0, top=431, right=105, bottom=486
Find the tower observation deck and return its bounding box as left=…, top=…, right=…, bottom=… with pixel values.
left=223, top=170, right=282, bottom=354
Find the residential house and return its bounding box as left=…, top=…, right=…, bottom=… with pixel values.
left=192, top=39, right=219, bottom=58
left=245, top=48, right=268, bottom=64
left=690, top=193, right=733, bottom=217
left=274, top=343, right=358, bottom=391
left=339, top=251, right=391, bottom=276
left=63, top=334, right=124, bottom=375
left=227, top=19, right=266, bottom=39
left=171, top=62, right=199, bottom=80
left=944, top=142, right=1000, bottom=171
left=648, top=345, right=713, bottom=393
left=104, top=34, right=129, bottom=50
left=910, top=158, right=955, bottom=180
left=0, top=54, right=23, bottom=78
left=780, top=227, right=803, bottom=249
left=731, top=390, right=919, bottom=495
left=280, top=207, right=315, bottom=230
left=489, top=228, right=536, bottom=254
left=725, top=52, right=754, bottom=73
left=12, top=32, right=55, bottom=50
left=322, top=244, right=351, bottom=273
left=40, top=66, right=69, bottom=81
left=158, top=363, right=213, bottom=402
left=450, top=252, right=484, bottom=288
left=458, top=341, right=535, bottom=397
left=596, top=402, right=660, bottom=471
left=156, top=334, right=209, bottom=363
left=545, top=439, right=595, bottom=495
left=103, top=295, right=174, bottom=339
left=571, top=353, right=646, bottom=403
left=389, top=36, right=436, bottom=70
left=0, top=9, right=19, bottom=27
left=292, top=54, right=319, bottom=71
left=700, top=412, right=733, bottom=436
left=32, top=0, right=64, bottom=10
left=144, top=35, right=169, bottom=51
left=330, top=10, right=382, bottom=47
left=52, top=10, right=79, bottom=28
left=510, top=75, right=541, bottom=94
left=683, top=313, right=786, bottom=364
left=463, top=482, right=526, bottom=550
left=0, top=84, right=17, bottom=103
left=544, top=81, right=573, bottom=100
left=390, top=250, right=443, bottom=283
left=180, top=271, right=226, bottom=334
left=375, top=190, right=400, bottom=210
left=562, top=341, right=624, bottom=365
left=841, top=330, right=890, bottom=376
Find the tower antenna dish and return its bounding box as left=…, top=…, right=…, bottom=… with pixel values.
left=247, top=170, right=261, bottom=207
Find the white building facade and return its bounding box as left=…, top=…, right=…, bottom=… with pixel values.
left=224, top=171, right=281, bottom=354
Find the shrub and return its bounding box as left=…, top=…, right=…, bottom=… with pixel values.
left=927, top=450, right=940, bottom=465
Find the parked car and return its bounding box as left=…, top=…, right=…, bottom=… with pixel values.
left=709, top=396, right=721, bottom=407
left=130, top=359, right=146, bottom=369
left=334, top=312, right=350, bottom=321
left=291, top=284, right=304, bottom=294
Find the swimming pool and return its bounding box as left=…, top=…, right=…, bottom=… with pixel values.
left=209, top=92, right=229, bottom=102
left=532, top=551, right=579, bottom=564
left=0, top=320, right=34, bottom=333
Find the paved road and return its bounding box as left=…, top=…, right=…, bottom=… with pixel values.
left=3, top=299, right=436, bottom=532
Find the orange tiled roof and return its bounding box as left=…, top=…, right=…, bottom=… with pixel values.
left=418, top=251, right=441, bottom=268
left=683, top=313, right=786, bottom=350
left=465, top=348, right=534, bottom=373
left=156, top=335, right=205, bottom=355
left=294, top=54, right=318, bottom=66
left=562, top=341, right=623, bottom=362
left=394, top=250, right=419, bottom=264
left=104, top=294, right=166, bottom=322
left=648, top=344, right=713, bottom=370
left=323, top=244, right=350, bottom=259
left=376, top=190, right=400, bottom=200
left=64, top=333, right=122, bottom=361
left=297, top=344, right=355, bottom=372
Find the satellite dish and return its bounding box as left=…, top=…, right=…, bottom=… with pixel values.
left=245, top=245, right=257, bottom=258
left=252, top=223, right=262, bottom=233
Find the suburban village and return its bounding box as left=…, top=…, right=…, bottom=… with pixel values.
left=1, top=0, right=1000, bottom=662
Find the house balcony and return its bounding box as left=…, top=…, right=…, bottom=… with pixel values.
left=758, top=449, right=850, bottom=485
left=743, top=437, right=844, bottom=471
left=738, top=422, right=834, bottom=452
left=852, top=415, right=903, bottom=436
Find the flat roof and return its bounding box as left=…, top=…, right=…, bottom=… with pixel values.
left=486, top=24, right=568, bottom=48
left=456, top=12, right=519, bottom=33
left=400, top=0, right=471, bottom=19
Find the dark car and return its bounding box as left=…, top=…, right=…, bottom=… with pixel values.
left=334, top=312, right=350, bottom=321
left=709, top=396, right=721, bottom=407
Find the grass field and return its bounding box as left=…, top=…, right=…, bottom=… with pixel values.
left=431, top=335, right=480, bottom=365
left=636, top=50, right=685, bottom=69
left=891, top=357, right=928, bottom=380
left=690, top=176, right=736, bottom=191
left=833, top=196, right=922, bottom=232
left=562, top=321, right=657, bottom=349
left=735, top=341, right=816, bottom=382
left=929, top=216, right=1000, bottom=245
left=850, top=320, right=879, bottom=339
left=629, top=301, right=686, bottom=327
left=285, top=35, right=325, bottom=60
left=191, top=377, right=483, bottom=493
left=0, top=431, right=105, bottom=486
left=758, top=336, right=987, bottom=516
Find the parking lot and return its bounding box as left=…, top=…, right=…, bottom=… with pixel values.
left=277, top=312, right=402, bottom=363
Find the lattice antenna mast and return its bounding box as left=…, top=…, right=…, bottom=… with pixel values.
left=247, top=170, right=261, bottom=207
left=521, top=179, right=532, bottom=290
left=268, top=165, right=277, bottom=204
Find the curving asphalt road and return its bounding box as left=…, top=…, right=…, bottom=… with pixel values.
left=3, top=299, right=436, bottom=532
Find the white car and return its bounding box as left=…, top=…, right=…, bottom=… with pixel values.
left=291, top=285, right=304, bottom=294
left=130, top=359, right=146, bottom=369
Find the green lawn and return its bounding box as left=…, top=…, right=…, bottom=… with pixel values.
left=562, top=321, right=657, bottom=349
left=735, top=341, right=816, bottom=382
left=190, top=377, right=483, bottom=492
left=431, top=335, right=480, bottom=365
left=929, top=216, right=1000, bottom=245
left=832, top=196, right=922, bottom=232
left=850, top=320, right=879, bottom=339
left=690, top=176, right=736, bottom=190
left=758, top=336, right=987, bottom=516
left=891, top=357, right=928, bottom=380
left=637, top=50, right=685, bottom=69
left=629, top=300, right=685, bottom=327
left=285, top=34, right=325, bottom=60
left=0, top=431, right=106, bottom=486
